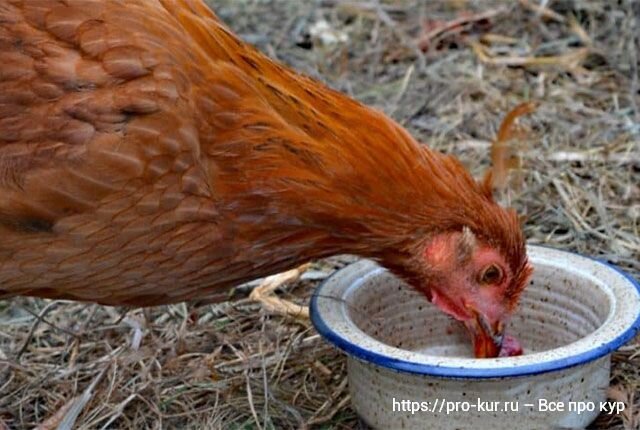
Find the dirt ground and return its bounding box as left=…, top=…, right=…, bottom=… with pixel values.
left=0, top=0, right=638, bottom=429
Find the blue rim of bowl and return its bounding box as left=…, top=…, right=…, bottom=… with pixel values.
left=310, top=248, right=640, bottom=378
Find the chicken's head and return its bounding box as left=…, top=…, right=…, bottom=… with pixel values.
left=419, top=226, right=532, bottom=358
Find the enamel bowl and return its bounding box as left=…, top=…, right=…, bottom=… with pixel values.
left=310, top=245, right=640, bottom=430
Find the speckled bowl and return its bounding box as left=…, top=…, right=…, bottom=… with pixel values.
left=310, top=245, right=640, bottom=430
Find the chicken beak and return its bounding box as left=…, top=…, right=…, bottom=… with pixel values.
left=466, top=314, right=504, bottom=358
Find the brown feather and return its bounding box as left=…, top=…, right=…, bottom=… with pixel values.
left=482, top=101, right=538, bottom=193
left=0, top=0, right=528, bottom=306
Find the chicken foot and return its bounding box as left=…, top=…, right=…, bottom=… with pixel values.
left=249, top=263, right=311, bottom=320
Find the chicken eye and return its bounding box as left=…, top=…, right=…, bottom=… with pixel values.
left=479, top=264, right=503, bottom=285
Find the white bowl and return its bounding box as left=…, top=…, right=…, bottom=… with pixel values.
left=310, top=245, right=640, bottom=429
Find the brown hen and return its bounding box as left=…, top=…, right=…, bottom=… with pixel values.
left=0, top=0, right=531, bottom=357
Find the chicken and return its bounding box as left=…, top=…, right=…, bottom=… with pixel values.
left=0, top=0, right=531, bottom=358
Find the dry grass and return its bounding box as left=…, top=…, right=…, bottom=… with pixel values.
left=1, top=0, right=639, bottom=428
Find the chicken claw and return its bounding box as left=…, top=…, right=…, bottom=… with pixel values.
left=249, top=263, right=311, bottom=320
